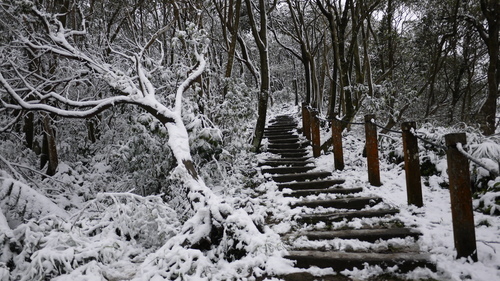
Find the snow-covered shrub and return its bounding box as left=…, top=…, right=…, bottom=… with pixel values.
left=186, top=113, right=223, bottom=166
left=474, top=177, right=500, bottom=216
left=206, top=78, right=257, bottom=152
left=5, top=192, right=180, bottom=281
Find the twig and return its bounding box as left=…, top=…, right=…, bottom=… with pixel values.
left=0, top=155, right=23, bottom=181
left=11, top=163, right=67, bottom=185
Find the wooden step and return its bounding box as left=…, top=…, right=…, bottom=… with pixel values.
left=285, top=251, right=435, bottom=272
left=267, top=138, right=300, bottom=144
left=266, top=133, right=298, bottom=139
left=268, top=143, right=302, bottom=149
left=270, top=116, right=295, bottom=121
left=265, top=127, right=295, bottom=133
left=269, top=117, right=295, bottom=121
left=266, top=122, right=297, bottom=128
left=278, top=179, right=346, bottom=190
left=291, top=196, right=382, bottom=209
left=274, top=151, right=309, bottom=158
left=258, top=160, right=313, bottom=167
left=302, top=228, right=422, bottom=243
left=261, top=166, right=315, bottom=174
left=284, top=187, right=363, bottom=197
left=267, top=148, right=307, bottom=154
left=264, top=132, right=296, bottom=138
left=297, top=209, right=399, bottom=224
left=272, top=171, right=331, bottom=183
left=265, top=157, right=312, bottom=162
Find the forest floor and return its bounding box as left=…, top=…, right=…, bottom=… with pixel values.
left=256, top=106, right=500, bottom=281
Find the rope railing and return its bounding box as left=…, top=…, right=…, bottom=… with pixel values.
left=303, top=105, right=498, bottom=174
left=301, top=103, right=496, bottom=262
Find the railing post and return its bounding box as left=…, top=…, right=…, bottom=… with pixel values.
left=310, top=109, right=321, bottom=158
left=364, top=114, right=381, bottom=186
left=302, top=103, right=311, bottom=140
left=445, top=133, right=477, bottom=262
left=401, top=122, right=423, bottom=207
left=332, top=116, right=344, bottom=170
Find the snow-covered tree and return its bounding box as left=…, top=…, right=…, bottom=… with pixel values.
left=0, top=2, right=277, bottom=279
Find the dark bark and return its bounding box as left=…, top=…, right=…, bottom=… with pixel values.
left=478, top=0, right=499, bottom=135
left=41, top=115, right=58, bottom=176
left=245, top=0, right=272, bottom=152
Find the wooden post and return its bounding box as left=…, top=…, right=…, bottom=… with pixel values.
left=302, top=103, right=311, bottom=140
left=332, top=117, right=344, bottom=170
left=401, top=122, right=423, bottom=207
left=311, top=109, right=321, bottom=158
left=445, top=133, right=477, bottom=262
left=364, top=115, right=381, bottom=186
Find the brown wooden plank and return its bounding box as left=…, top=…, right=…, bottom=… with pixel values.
left=297, top=209, right=399, bottom=224
left=272, top=171, right=331, bottom=183
left=303, top=228, right=421, bottom=242
left=261, top=166, right=315, bottom=174
left=284, top=187, right=362, bottom=197
left=285, top=251, right=435, bottom=272
left=278, top=179, right=345, bottom=190
left=291, top=196, right=382, bottom=209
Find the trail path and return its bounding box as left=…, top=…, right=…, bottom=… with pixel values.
left=258, top=114, right=435, bottom=280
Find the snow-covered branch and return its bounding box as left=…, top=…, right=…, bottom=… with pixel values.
left=0, top=72, right=135, bottom=118
left=174, top=45, right=207, bottom=113
left=456, top=143, right=499, bottom=177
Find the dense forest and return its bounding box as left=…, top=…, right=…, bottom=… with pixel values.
left=0, top=0, right=499, bottom=280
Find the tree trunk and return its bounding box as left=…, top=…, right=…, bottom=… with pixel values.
left=246, top=0, right=271, bottom=152
left=478, top=0, right=499, bottom=135
left=41, top=115, right=58, bottom=176
left=223, top=0, right=242, bottom=99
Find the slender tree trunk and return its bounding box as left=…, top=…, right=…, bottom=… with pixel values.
left=246, top=0, right=272, bottom=152
left=478, top=0, right=499, bottom=135
left=223, top=0, right=242, bottom=99
left=41, top=115, right=58, bottom=176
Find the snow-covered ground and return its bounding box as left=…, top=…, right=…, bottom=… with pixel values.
left=1, top=105, right=499, bottom=280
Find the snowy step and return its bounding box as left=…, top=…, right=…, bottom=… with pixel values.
left=298, top=209, right=399, bottom=224
left=267, top=123, right=297, bottom=128
left=265, top=132, right=298, bottom=138
left=261, top=166, right=315, bottom=175
left=264, top=128, right=295, bottom=133
left=267, top=137, right=300, bottom=144
left=267, top=148, right=308, bottom=154
left=258, top=160, right=313, bottom=167
left=284, top=187, right=363, bottom=197
left=285, top=251, right=435, bottom=272
left=264, top=157, right=312, bottom=162
left=265, top=127, right=296, bottom=133
left=269, top=118, right=295, bottom=123
left=302, top=228, right=422, bottom=243
left=272, top=171, right=331, bottom=183
left=269, top=115, right=295, bottom=121
left=268, top=143, right=303, bottom=149
left=267, top=143, right=305, bottom=152
left=291, top=196, right=382, bottom=209
left=264, top=132, right=296, bottom=138
left=273, top=151, right=309, bottom=158
left=277, top=179, right=346, bottom=190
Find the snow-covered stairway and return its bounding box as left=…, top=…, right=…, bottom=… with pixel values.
left=258, top=114, right=435, bottom=280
